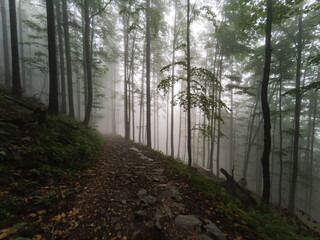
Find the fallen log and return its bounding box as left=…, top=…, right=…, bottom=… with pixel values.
left=219, top=168, right=257, bottom=207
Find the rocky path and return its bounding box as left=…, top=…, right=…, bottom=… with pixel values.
left=45, top=135, right=247, bottom=240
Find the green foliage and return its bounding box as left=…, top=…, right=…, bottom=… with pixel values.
left=154, top=150, right=318, bottom=240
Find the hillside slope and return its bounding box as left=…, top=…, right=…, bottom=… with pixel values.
left=0, top=92, right=319, bottom=240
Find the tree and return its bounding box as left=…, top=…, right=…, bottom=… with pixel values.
left=186, top=0, right=192, bottom=167
left=62, top=0, right=75, bottom=118
left=46, top=0, right=59, bottom=114
left=288, top=6, right=303, bottom=213
left=83, top=0, right=93, bottom=126
left=260, top=0, right=272, bottom=205
left=1, top=0, right=10, bottom=89
left=9, top=0, right=22, bottom=97
left=146, top=0, right=151, bottom=147
left=55, top=0, right=67, bottom=114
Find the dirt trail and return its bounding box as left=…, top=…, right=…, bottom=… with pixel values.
left=44, top=135, right=249, bottom=240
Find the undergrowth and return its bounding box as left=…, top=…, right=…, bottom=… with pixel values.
left=159, top=153, right=318, bottom=240
left=0, top=92, right=104, bottom=234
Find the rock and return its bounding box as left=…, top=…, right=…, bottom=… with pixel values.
left=121, top=199, right=127, bottom=204
left=114, top=223, right=121, bottom=231
left=204, top=220, right=226, bottom=240
left=162, top=203, right=174, bottom=219
left=168, top=185, right=182, bottom=202
left=129, top=147, right=141, bottom=153
left=153, top=168, right=164, bottom=175
left=174, top=215, right=202, bottom=233
left=135, top=210, right=145, bottom=217
left=198, top=234, right=214, bottom=240
left=137, top=189, right=147, bottom=197
left=135, top=166, right=146, bottom=169
left=155, top=220, right=162, bottom=230
left=142, top=195, right=157, bottom=206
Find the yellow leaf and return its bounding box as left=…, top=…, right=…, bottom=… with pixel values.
left=0, top=232, right=8, bottom=240
left=29, top=213, right=37, bottom=217
left=38, top=210, right=46, bottom=215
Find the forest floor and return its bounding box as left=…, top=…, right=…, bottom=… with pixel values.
left=1, top=91, right=319, bottom=240
left=34, top=135, right=257, bottom=240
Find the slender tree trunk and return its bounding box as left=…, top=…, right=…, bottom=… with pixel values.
left=56, top=0, right=67, bottom=114
left=81, top=4, right=88, bottom=115
left=123, top=15, right=129, bottom=139
left=83, top=0, right=93, bottom=126
left=216, top=54, right=223, bottom=178
left=166, top=93, right=169, bottom=155
left=171, top=0, right=177, bottom=158
left=260, top=0, right=272, bottom=205
left=278, top=64, right=283, bottom=207
left=308, top=90, right=317, bottom=214
left=46, top=0, right=59, bottom=113
left=177, top=105, right=182, bottom=159
left=62, top=0, right=75, bottom=118
left=129, top=34, right=137, bottom=141
left=112, top=64, right=116, bottom=135
left=146, top=0, right=151, bottom=147
left=288, top=8, right=303, bottom=213
left=139, top=50, right=145, bottom=143
left=18, top=0, right=26, bottom=94
left=186, top=0, right=192, bottom=167
left=1, top=0, right=10, bottom=88
left=9, top=0, right=22, bottom=97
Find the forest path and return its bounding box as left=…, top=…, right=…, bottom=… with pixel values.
left=46, top=135, right=241, bottom=240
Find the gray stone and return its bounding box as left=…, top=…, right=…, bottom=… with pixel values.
left=142, top=195, right=157, bottom=206
left=155, top=220, right=162, bottom=230
left=129, top=147, right=141, bottom=153
left=162, top=203, right=174, bottom=219
left=205, top=220, right=226, bottom=240
left=198, top=234, right=214, bottom=240
left=174, top=215, right=202, bottom=228
left=137, top=189, right=147, bottom=197
left=168, top=185, right=182, bottom=202
left=114, top=223, right=121, bottom=231
left=153, top=168, right=164, bottom=175
left=121, top=199, right=127, bottom=204
left=135, top=210, right=145, bottom=217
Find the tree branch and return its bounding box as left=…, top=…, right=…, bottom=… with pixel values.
left=89, top=0, right=113, bottom=20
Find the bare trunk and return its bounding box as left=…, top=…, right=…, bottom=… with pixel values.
left=1, top=0, right=10, bottom=88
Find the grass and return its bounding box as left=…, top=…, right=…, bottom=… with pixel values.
left=158, top=153, right=318, bottom=240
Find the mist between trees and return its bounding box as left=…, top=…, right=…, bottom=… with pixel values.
left=1, top=0, right=319, bottom=222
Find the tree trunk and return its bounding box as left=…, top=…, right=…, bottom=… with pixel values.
left=146, top=0, right=151, bottom=147
left=123, top=15, right=130, bottom=139
left=260, top=0, right=272, bottom=205
left=139, top=49, right=145, bottom=143
left=18, top=0, right=25, bottom=94
left=9, top=0, right=22, bottom=97
left=55, top=0, right=67, bottom=114
left=1, top=0, right=10, bottom=89
left=83, top=0, right=93, bottom=126
left=278, top=62, right=283, bottom=207
left=186, top=0, right=192, bottom=167
left=216, top=54, right=223, bottom=178
left=170, top=0, right=177, bottom=158
left=62, top=0, right=75, bottom=118
left=288, top=8, right=303, bottom=213
left=46, top=0, right=59, bottom=114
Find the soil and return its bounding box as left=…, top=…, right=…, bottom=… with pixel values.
left=33, top=135, right=256, bottom=240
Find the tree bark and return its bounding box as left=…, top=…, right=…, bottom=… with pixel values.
left=186, top=0, right=192, bottom=167
left=9, top=0, right=22, bottom=97
left=260, top=0, right=272, bottom=205
left=146, top=0, right=151, bottom=147
left=18, top=0, right=26, bottom=94
left=1, top=0, right=10, bottom=89
left=62, top=0, right=75, bottom=118
left=46, top=0, right=59, bottom=114
left=83, top=0, right=93, bottom=126
left=55, top=0, right=67, bottom=114
left=288, top=8, right=303, bottom=213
